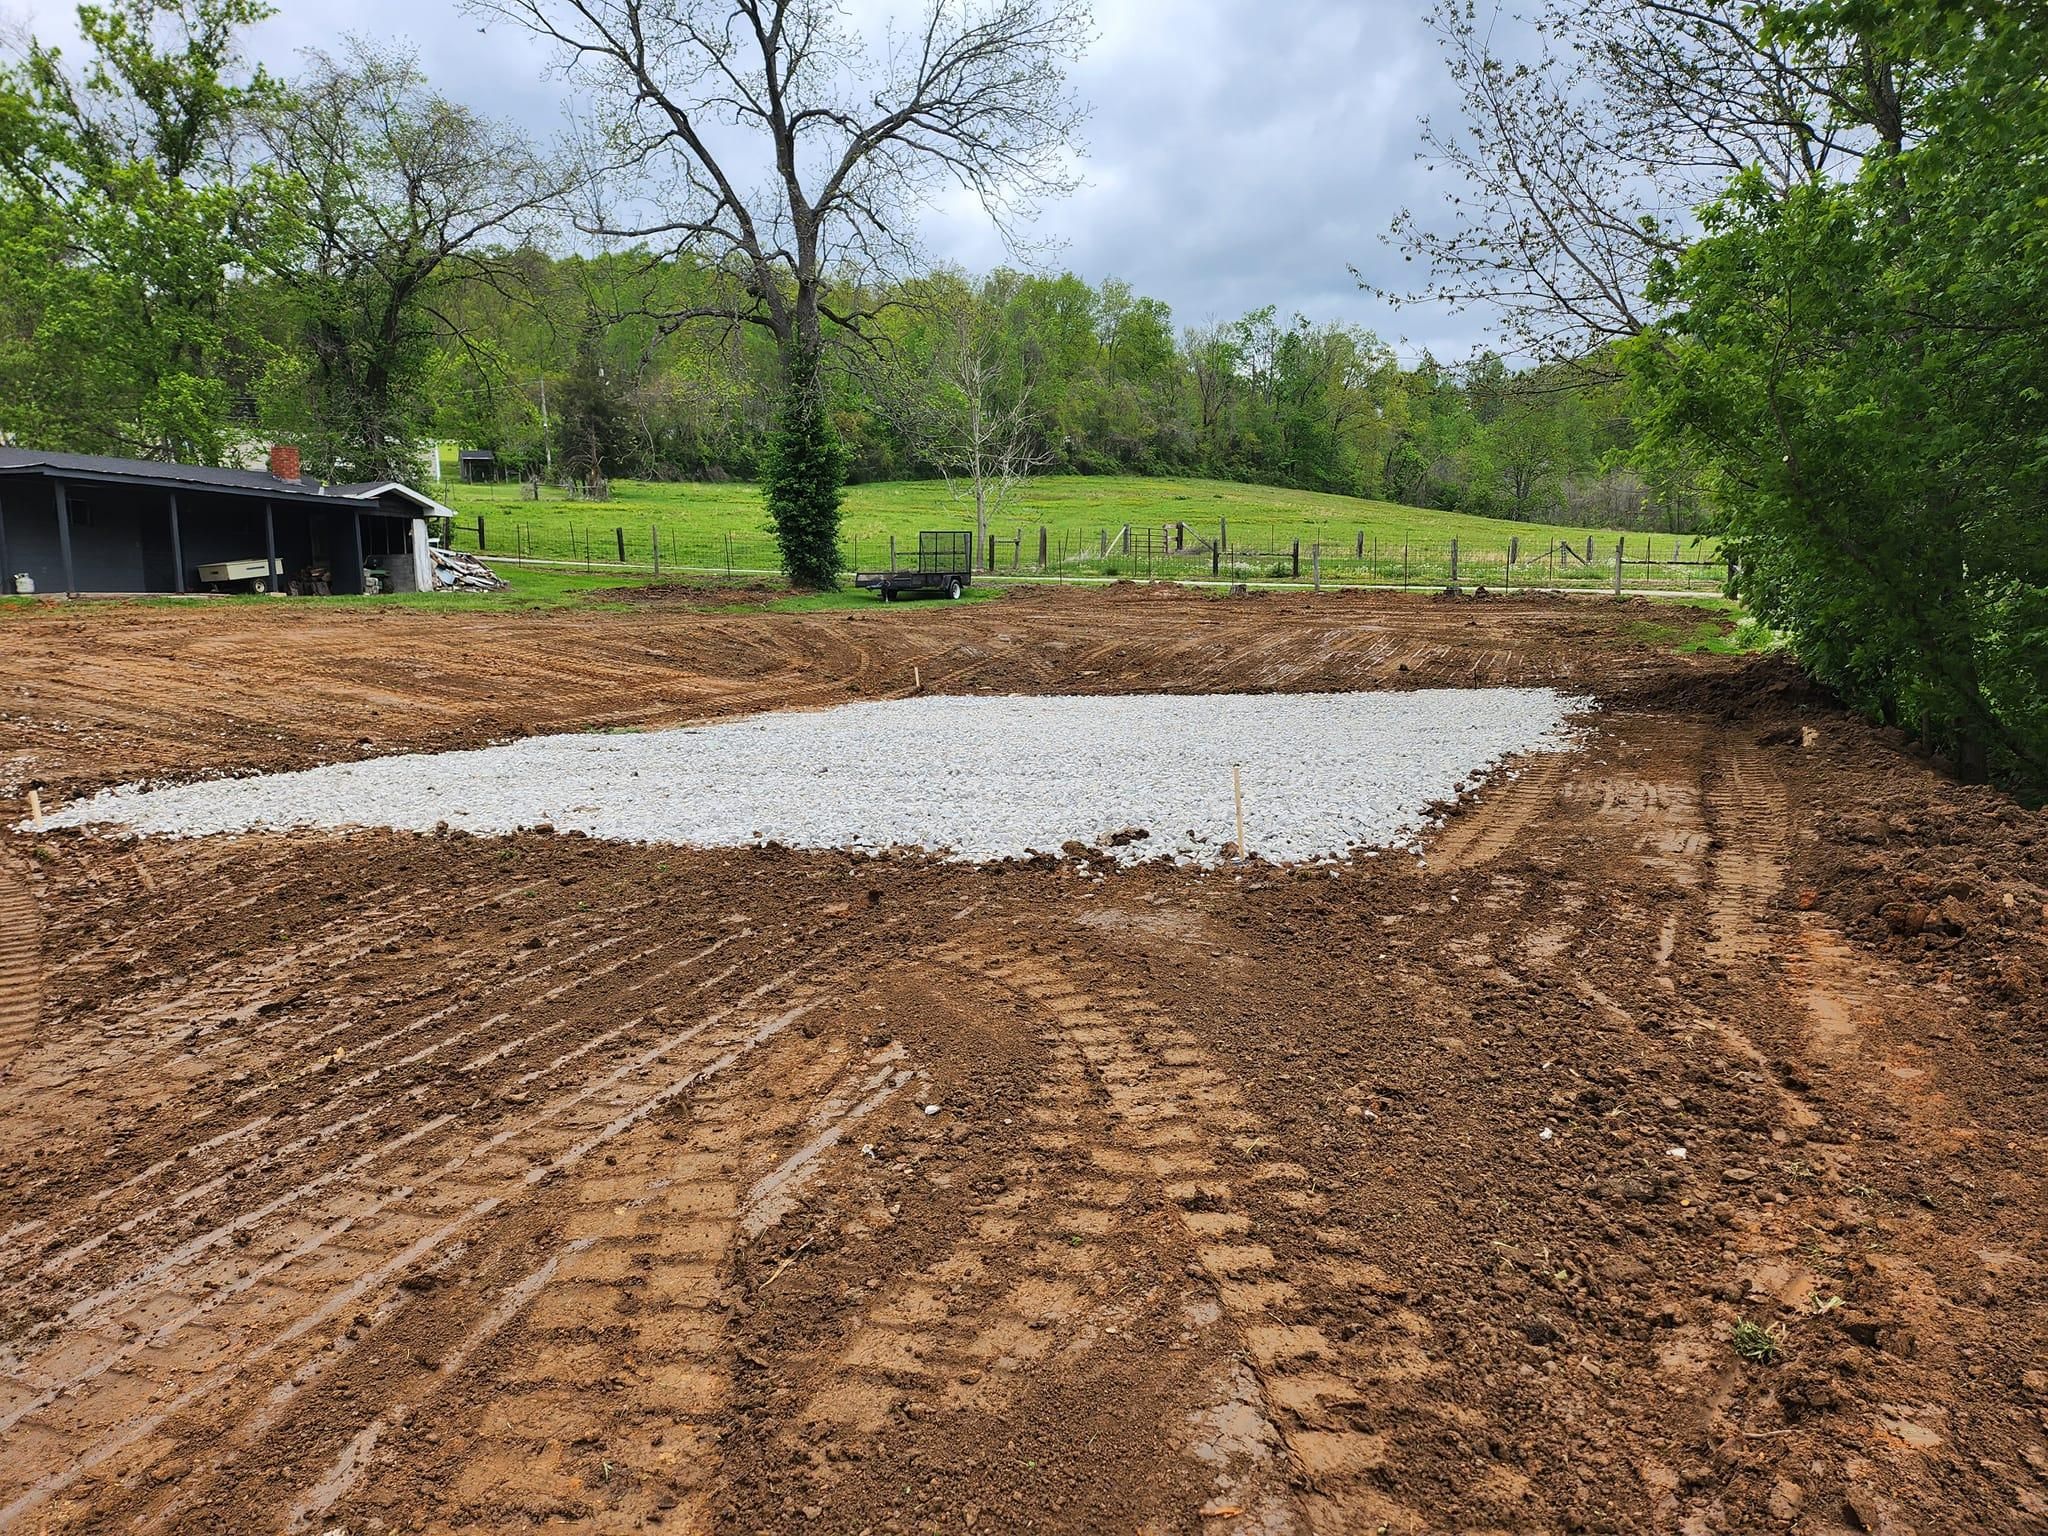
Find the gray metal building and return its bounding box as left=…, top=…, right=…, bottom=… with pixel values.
left=0, top=446, right=455, bottom=597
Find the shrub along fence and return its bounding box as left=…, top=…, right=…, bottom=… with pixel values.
left=440, top=516, right=1730, bottom=595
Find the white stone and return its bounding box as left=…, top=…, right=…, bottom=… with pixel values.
left=36, top=689, right=1589, bottom=867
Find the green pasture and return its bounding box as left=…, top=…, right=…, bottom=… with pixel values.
left=423, top=472, right=1722, bottom=593
left=431, top=469, right=1713, bottom=552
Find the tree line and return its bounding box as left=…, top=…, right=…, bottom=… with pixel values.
left=440, top=256, right=1692, bottom=529
left=0, top=0, right=1693, bottom=546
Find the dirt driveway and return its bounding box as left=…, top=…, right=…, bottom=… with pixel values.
left=1, top=587, right=2043, bottom=1535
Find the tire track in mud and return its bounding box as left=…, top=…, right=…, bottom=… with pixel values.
left=768, top=958, right=1302, bottom=1530
left=0, top=948, right=847, bottom=1530
left=4, top=932, right=825, bottom=1340
left=0, top=904, right=734, bottom=1290
left=1427, top=751, right=1575, bottom=872
left=963, top=940, right=1450, bottom=1536
left=1703, top=744, right=1794, bottom=961
left=271, top=1035, right=910, bottom=1534
left=0, top=854, right=38, bottom=1072
left=789, top=1024, right=1141, bottom=1432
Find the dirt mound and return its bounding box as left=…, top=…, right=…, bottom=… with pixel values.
left=1803, top=749, right=2048, bottom=1008
left=1612, top=650, right=1840, bottom=721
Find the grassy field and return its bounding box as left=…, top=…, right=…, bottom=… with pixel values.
left=424, top=471, right=1721, bottom=595
left=432, top=470, right=1713, bottom=555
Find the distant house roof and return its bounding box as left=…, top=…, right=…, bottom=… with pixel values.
left=0, top=446, right=454, bottom=518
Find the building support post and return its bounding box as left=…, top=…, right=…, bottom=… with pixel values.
left=263, top=501, right=279, bottom=593
left=347, top=511, right=366, bottom=595
left=54, top=481, right=77, bottom=597
left=409, top=517, right=431, bottom=592
left=0, top=490, right=11, bottom=594
left=168, top=493, right=185, bottom=593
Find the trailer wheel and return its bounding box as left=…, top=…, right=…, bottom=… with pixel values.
left=947, top=578, right=962, bottom=600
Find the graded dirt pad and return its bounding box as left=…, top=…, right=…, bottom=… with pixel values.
left=1, top=584, right=1677, bottom=798
left=1, top=587, right=2045, bottom=1536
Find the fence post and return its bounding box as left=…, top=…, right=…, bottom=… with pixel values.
left=1290, top=539, right=1300, bottom=579
left=1099, top=529, right=1108, bottom=558
left=890, top=533, right=897, bottom=572
left=615, top=526, right=625, bottom=563
left=1613, top=540, right=1624, bottom=597
left=1219, top=517, right=1227, bottom=553
left=477, top=515, right=486, bottom=552
left=1312, top=542, right=1321, bottom=593
left=1038, top=525, right=1048, bottom=569
left=1211, top=542, right=1220, bottom=577
left=652, top=524, right=660, bottom=578
left=726, top=531, right=733, bottom=579
left=1355, top=529, right=1364, bottom=559
left=1509, top=534, right=1519, bottom=568
left=1449, top=537, right=1460, bottom=591
left=1584, top=535, right=1594, bottom=563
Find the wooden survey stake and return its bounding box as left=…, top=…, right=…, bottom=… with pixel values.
left=1232, top=765, right=1246, bottom=860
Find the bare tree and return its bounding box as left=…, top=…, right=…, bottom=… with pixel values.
left=919, top=280, right=1052, bottom=554
left=470, top=0, right=1091, bottom=368
left=1375, top=0, right=1892, bottom=365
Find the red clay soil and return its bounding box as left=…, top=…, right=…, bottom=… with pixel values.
left=0, top=586, right=2043, bottom=1536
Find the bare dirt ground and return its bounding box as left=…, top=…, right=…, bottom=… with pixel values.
left=0, top=585, right=2044, bottom=1536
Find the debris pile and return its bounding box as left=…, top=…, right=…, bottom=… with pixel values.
left=431, top=547, right=508, bottom=592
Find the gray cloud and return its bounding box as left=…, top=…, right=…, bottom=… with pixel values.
left=4, top=0, right=1484, bottom=357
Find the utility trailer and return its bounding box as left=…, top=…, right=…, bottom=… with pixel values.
left=195, top=558, right=280, bottom=593
left=854, top=530, right=972, bottom=602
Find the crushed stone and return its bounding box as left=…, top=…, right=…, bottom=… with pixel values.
left=33, top=689, right=1589, bottom=866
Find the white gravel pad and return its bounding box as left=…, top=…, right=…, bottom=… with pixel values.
left=35, top=690, right=1589, bottom=865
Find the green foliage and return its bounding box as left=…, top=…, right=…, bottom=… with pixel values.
left=763, top=352, right=848, bottom=590
left=1731, top=1319, right=1785, bottom=1365
left=0, top=0, right=292, bottom=460
left=253, top=41, right=556, bottom=482
left=425, top=258, right=1690, bottom=531
left=1634, top=0, right=2048, bottom=797
left=439, top=471, right=1696, bottom=557
left=0, top=1, right=1687, bottom=540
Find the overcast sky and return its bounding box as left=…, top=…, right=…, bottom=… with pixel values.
left=2, top=0, right=1487, bottom=359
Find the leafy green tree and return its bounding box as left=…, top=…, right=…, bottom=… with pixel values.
left=0, top=0, right=292, bottom=460
left=253, top=41, right=561, bottom=481
left=1635, top=0, right=2047, bottom=794
left=763, top=355, right=848, bottom=589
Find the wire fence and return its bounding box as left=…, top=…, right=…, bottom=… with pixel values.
left=440, top=515, right=1730, bottom=595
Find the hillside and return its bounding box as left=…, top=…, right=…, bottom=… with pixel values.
left=433, top=472, right=1718, bottom=589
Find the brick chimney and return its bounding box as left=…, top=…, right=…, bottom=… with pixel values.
left=268, top=443, right=302, bottom=482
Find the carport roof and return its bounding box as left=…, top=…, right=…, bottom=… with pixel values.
left=0, top=446, right=453, bottom=517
